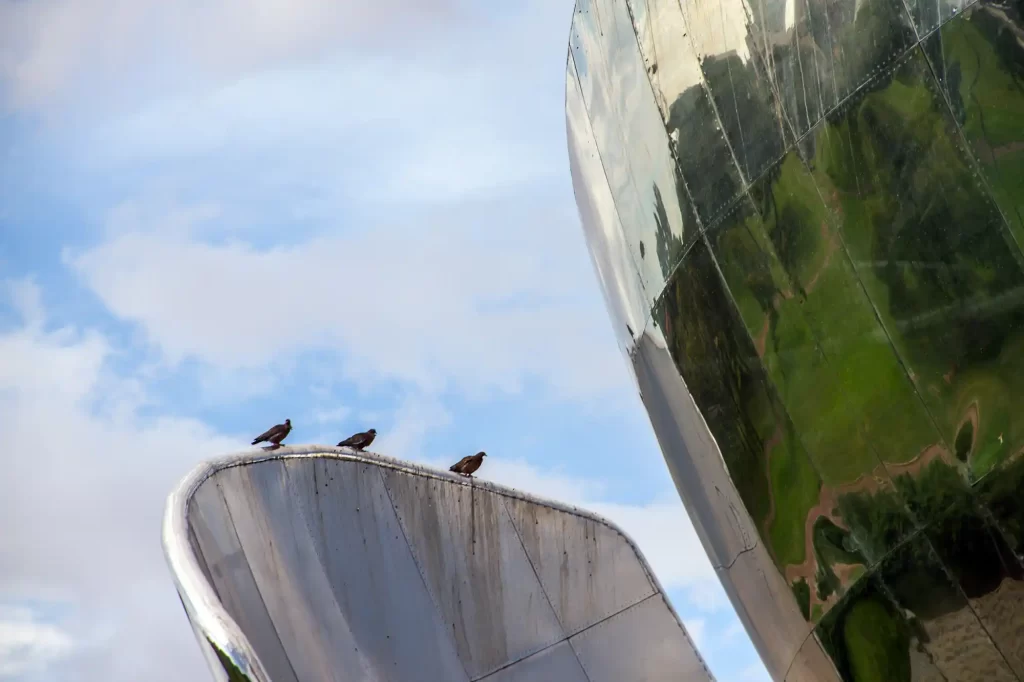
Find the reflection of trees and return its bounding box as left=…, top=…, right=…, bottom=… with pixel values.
left=836, top=487, right=915, bottom=564
left=699, top=54, right=784, bottom=181
left=652, top=183, right=685, bottom=280
left=817, top=53, right=1024, bottom=374
left=816, top=455, right=1024, bottom=680
left=813, top=517, right=865, bottom=600
left=749, top=165, right=815, bottom=300
left=665, top=77, right=741, bottom=221
left=658, top=243, right=775, bottom=527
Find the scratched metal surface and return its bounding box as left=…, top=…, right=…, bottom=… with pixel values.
left=163, top=446, right=715, bottom=681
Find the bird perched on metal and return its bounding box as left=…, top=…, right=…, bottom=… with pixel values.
left=337, top=428, right=377, bottom=450
left=251, top=419, right=291, bottom=447
left=450, top=451, right=486, bottom=477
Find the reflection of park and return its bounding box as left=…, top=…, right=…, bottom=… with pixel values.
left=639, top=0, right=1024, bottom=675
left=807, top=454, right=1024, bottom=680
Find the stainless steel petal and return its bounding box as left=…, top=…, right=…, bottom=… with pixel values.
left=164, top=448, right=713, bottom=681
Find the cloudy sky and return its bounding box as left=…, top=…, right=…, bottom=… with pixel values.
left=0, top=0, right=767, bottom=680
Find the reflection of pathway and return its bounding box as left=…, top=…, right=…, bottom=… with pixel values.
left=805, top=220, right=841, bottom=293
left=755, top=313, right=771, bottom=358
left=994, top=140, right=1024, bottom=160
left=779, top=443, right=952, bottom=616
left=884, top=443, right=951, bottom=477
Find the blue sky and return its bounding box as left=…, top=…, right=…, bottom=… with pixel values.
left=0, top=0, right=767, bottom=679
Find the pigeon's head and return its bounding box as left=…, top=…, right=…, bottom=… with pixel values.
left=368, top=428, right=377, bottom=435
left=285, top=419, right=291, bottom=426
left=477, top=451, right=487, bottom=458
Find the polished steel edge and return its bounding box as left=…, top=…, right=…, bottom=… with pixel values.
left=163, top=445, right=712, bottom=679
left=162, top=459, right=272, bottom=682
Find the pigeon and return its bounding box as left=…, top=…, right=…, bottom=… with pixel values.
left=337, top=428, right=377, bottom=450
left=450, top=451, right=487, bottom=477
left=252, top=419, right=291, bottom=447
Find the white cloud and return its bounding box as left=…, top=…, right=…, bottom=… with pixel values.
left=0, top=0, right=463, bottom=113
left=739, top=662, right=774, bottom=682
left=682, top=618, right=707, bottom=652
left=0, top=278, right=728, bottom=681
left=377, top=396, right=453, bottom=461
left=310, top=405, right=352, bottom=426
left=0, top=606, right=74, bottom=677
left=0, top=281, right=238, bottom=681
left=64, top=199, right=628, bottom=405
left=6, top=279, right=44, bottom=331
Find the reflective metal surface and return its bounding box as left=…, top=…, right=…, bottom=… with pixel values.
left=163, top=446, right=714, bottom=681
left=568, top=0, right=1024, bottom=677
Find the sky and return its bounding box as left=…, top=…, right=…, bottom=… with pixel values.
left=0, top=0, right=768, bottom=680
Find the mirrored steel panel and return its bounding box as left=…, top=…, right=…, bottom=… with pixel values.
left=282, top=458, right=470, bottom=682
left=571, top=0, right=697, bottom=303
left=566, top=65, right=648, bottom=352
left=570, top=594, right=713, bottom=682
left=716, top=542, right=821, bottom=680
left=188, top=483, right=298, bottom=682
left=218, top=462, right=374, bottom=682
left=923, top=0, right=1024, bottom=252
left=632, top=324, right=759, bottom=568
left=478, top=641, right=590, bottom=682
left=164, top=448, right=714, bottom=682
left=379, top=465, right=566, bottom=679
left=504, top=495, right=656, bottom=634
left=569, top=0, right=1024, bottom=676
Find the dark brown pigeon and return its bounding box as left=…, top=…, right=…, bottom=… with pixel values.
left=337, top=428, right=376, bottom=450
left=450, top=451, right=486, bottom=477
left=252, top=419, right=291, bottom=446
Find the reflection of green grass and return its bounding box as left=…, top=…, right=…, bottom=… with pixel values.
left=953, top=373, right=1011, bottom=478
left=720, top=155, right=938, bottom=485
left=844, top=598, right=911, bottom=682
left=973, top=441, right=1005, bottom=479
left=747, top=397, right=821, bottom=568
left=767, top=435, right=819, bottom=567
left=802, top=49, right=1024, bottom=486
left=938, top=12, right=1024, bottom=242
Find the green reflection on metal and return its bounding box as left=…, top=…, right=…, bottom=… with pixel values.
left=208, top=638, right=251, bottom=682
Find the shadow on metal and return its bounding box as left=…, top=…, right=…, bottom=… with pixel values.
left=163, top=446, right=714, bottom=682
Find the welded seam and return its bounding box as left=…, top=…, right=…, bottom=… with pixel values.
left=492, top=495, right=593, bottom=680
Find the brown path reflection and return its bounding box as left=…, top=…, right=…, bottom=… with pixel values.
left=780, top=443, right=955, bottom=618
